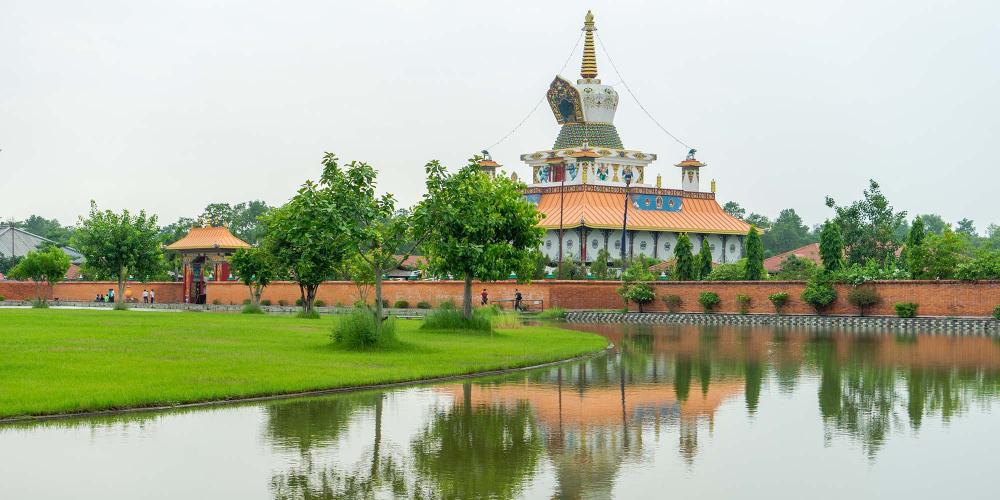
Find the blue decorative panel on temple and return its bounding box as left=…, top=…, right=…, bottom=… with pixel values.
left=632, top=194, right=682, bottom=211
left=523, top=194, right=541, bottom=204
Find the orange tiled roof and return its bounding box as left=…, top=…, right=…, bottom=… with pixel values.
left=534, top=190, right=751, bottom=234
left=762, top=243, right=821, bottom=272
left=165, top=226, right=251, bottom=251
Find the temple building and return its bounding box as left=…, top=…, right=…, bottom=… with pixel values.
left=517, top=11, right=750, bottom=264
left=165, top=226, right=250, bottom=304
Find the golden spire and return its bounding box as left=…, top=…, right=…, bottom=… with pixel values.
left=580, top=10, right=598, bottom=79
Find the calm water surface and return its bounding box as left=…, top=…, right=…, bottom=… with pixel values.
left=3, top=324, right=1000, bottom=499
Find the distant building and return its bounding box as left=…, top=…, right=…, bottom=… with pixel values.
left=0, top=225, right=84, bottom=264
left=515, top=11, right=750, bottom=264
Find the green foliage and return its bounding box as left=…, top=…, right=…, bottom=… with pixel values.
left=537, top=307, right=567, bottom=319
left=920, top=228, right=971, bottom=279
left=956, top=218, right=977, bottom=238
left=847, top=286, right=881, bottom=316
left=0, top=255, right=21, bottom=276
left=590, top=248, right=611, bottom=279
left=955, top=250, right=1000, bottom=280
left=12, top=215, right=75, bottom=246
left=698, top=292, right=720, bottom=313
left=197, top=201, right=271, bottom=244
left=0, top=295, right=5, bottom=301
left=624, top=283, right=655, bottom=312
left=662, top=294, right=682, bottom=313
left=260, top=299, right=272, bottom=306
left=230, top=246, right=275, bottom=306
left=416, top=300, right=432, bottom=309
left=530, top=250, right=549, bottom=280
left=819, top=220, right=845, bottom=271
left=769, top=292, right=790, bottom=314
left=894, top=302, right=918, bottom=318
left=75, top=201, right=162, bottom=302
left=825, top=179, right=906, bottom=265
left=439, top=300, right=456, bottom=310
left=704, top=259, right=747, bottom=281
left=556, top=258, right=586, bottom=280
left=277, top=299, right=288, bottom=306
left=773, top=255, right=819, bottom=281
left=296, top=309, right=321, bottom=319
left=314, top=300, right=327, bottom=307
left=241, top=304, right=264, bottom=314
left=421, top=308, right=492, bottom=332
left=622, top=257, right=656, bottom=283
left=9, top=246, right=72, bottom=303
left=761, top=209, right=816, bottom=257
left=673, top=233, right=695, bottom=281
left=801, top=274, right=837, bottom=313
left=735, top=294, right=752, bottom=314
left=697, top=237, right=712, bottom=279
left=31, top=299, right=50, bottom=309
left=394, top=300, right=409, bottom=309
left=415, top=156, right=544, bottom=318
left=829, top=259, right=909, bottom=285
left=744, top=226, right=765, bottom=280
left=993, top=305, right=1000, bottom=320
left=332, top=309, right=397, bottom=349
left=723, top=201, right=746, bottom=220
left=913, top=214, right=948, bottom=235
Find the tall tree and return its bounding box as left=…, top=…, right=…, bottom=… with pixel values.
left=825, top=179, right=906, bottom=265
left=415, top=157, right=543, bottom=319
left=955, top=218, right=977, bottom=239
left=922, top=228, right=970, bottom=279
left=913, top=213, right=948, bottom=235
left=697, top=237, right=712, bottom=279
left=229, top=246, right=275, bottom=306
left=74, top=201, right=162, bottom=309
left=905, top=216, right=927, bottom=278
left=262, top=181, right=346, bottom=315
left=722, top=201, right=746, bottom=220
left=673, top=233, right=695, bottom=281
left=819, top=220, right=844, bottom=271
left=745, top=213, right=771, bottom=230
left=17, top=215, right=75, bottom=246
left=744, top=226, right=766, bottom=280
left=761, top=209, right=815, bottom=256
left=590, top=248, right=610, bottom=279
left=321, top=153, right=429, bottom=336
left=8, top=246, right=71, bottom=304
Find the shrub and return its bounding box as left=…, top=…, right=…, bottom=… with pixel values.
left=314, top=299, right=327, bottom=307
left=439, top=300, right=456, bottom=310
left=698, top=292, right=720, bottom=313
left=537, top=307, right=567, bottom=319
left=624, top=283, right=655, bottom=312
left=661, top=294, right=682, bottom=313
left=704, top=260, right=747, bottom=281
left=260, top=299, right=272, bottom=306
left=296, top=309, right=321, bottom=319
left=394, top=300, right=410, bottom=309
left=295, top=298, right=304, bottom=306
left=241, top=304, right=264, bottom=314
left=0, top=295, right=6, bottom=301
left=735, top=294, right=751, bottom=314
left=847, top=286, right=881, bottom=316
left=769, top=292, right=790, bottom=314
left=332, top=309, right=397, bottom=349
left=801, top=275, right=837, bottom=314
left=993, top=305, right=1000, bottom=320
left=895, top=302, right=918, bottom=318
left=211, top=299, right=221, bottom=305
left=421, top=309, right=491, bottom=332
left=113, top=301, right=129, bottom=311
left=243, top=298, right=252, bottom=305
left=277, top=299, right=288, bottom=307
left=416, top=300, right=432, bottom=309
left=31, top=299, right=50, bottom=309
left=353, top=300, right=367, bottom=309
left=487, top=310, right=522, bottom=329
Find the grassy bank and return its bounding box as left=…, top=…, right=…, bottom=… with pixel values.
left=0, top=309, right=607, bottom=419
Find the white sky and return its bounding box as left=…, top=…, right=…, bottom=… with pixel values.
left=2, top=0, right=998, bottom=230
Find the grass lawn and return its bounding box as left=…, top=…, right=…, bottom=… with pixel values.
left=0, top=309, right=607, bottom=419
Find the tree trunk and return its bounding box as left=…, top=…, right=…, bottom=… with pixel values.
left=117, top=271, right=127, bottom=309
left=371, top=395, right=383, bottom=478
left=462, top=274, right=473, bottom=319
left=303, top=285, right=318, bottom=314
left=373, top=269, right=384, bottom=338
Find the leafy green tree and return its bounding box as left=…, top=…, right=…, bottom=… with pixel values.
left=905, top=216, right=928, bottom=278
left=744, top=226, right=765, bottom=280
left=590, top=248, right=610, bottom=279
left=230, top=246, right=275, bottom=306
left=761, top=209, right=815, bottom=256
left=922, top=228, right=970, bottom=279
left=825, top=179, right=906, bottom=265
left=913, top=213, right=948, bottom=235
left=262, top=181, right=346, bottom=315
left=415, top=157, right=543, bottom=319
left=74, top=202, right=163, bottom=309
left=17, top=215, right=75, bottom=246
left=955, top=218, right=977, bottom=239
left=746, top=213, right=771, bottom=230
left=159, top=217, right=197, bottom=280
left=196, top=201, right=271, bottom=244
left=983, top=224, right=1000, bottom=251
left=704, top=259, right=747, bottom=281
left=0, top=255, right=21, bottom=275
left=673, top=233, right=695, bottom=281
left=697, top=237, right=712, bottom=279
left=722, top=201, right=746, bottom=220
left=819, top=220, right=844, bottom=271
left=9, top=246, right=72, bottom=304
left=773, top=255, right=819, bottom=280
left=530, top=250, right=549, bottom=280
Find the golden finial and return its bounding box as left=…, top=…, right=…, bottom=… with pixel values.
left=580, top=11, right=598, bottom=80
left=582, top=164, right=588, bottom=184
left=656, top=174, right=662, bottom=188
left=711, top=179, right=717, bottom=193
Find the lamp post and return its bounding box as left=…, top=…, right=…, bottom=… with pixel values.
left=557, top=163, right=566, bottom=278
left=620, top=170, right=633, bottom=269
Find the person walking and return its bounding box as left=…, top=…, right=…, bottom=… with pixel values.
left=514, top=289, right=523, bottom=312
left=481, top=288, right=489, bottom=306
left=142, top=289, right=149, bottom=304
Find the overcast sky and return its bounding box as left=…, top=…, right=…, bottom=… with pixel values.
left=2, top=0, right=998, bottom=231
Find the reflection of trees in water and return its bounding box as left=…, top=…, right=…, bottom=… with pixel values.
left=410, top=383, right=543, bottom=500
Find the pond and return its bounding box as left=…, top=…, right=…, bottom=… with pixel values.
left=2, top=323, right=999, bottom=499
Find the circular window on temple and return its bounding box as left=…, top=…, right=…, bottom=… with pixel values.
left=614, top=240, right=621, bottom=249
left=710, top=244, right=716, bottom=252
left=639, top=241, right=647, bottom=250
left=592, top=239, right=599, bottom=248
left=567, top=239, right=574, bottom=248
left=730, top=244, right=736, bottom=253
left=545, top=240, right=552, bottom=249
left=664, top=242, right=672, bottom=251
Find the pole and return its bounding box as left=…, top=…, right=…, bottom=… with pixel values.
left=558, top=172, right=565, bottom=278
left=620, top=177, right=630, bottom=266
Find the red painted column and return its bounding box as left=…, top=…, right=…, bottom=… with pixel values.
left=219, top=262, right=230, bottom=281
left=182, top=263, right=191, bottom=303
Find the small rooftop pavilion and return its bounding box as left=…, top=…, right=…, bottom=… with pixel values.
left=165, top=226, right=250, bottom=304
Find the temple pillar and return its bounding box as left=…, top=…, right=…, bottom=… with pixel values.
left=653, top=232, right=660, bottom=260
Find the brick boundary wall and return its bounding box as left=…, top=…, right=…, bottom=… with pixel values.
left=0, top=280, right=998, bottom=318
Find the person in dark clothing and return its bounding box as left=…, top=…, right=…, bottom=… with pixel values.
left=481, top=288, right=489, bottom=306
left=514, top=289, right=523, bottom=312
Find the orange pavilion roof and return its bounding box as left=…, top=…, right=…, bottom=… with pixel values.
left=534, top=190, right=751, bottom=234
left=165, top=226, right=251, bottom=251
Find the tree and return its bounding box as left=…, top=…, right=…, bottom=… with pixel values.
left=922, top=228, right=970, bottom=279
left=321, top=154, right=430, bottom=335
left=196, top=201, right=271, bottom=244
left=74, top=201, right=162, bottom=309
left=590, top=248, right=610, bottom=279
left=262, top=181, right=346, bottom=315
left=905, top=216, right=928, bottom=278
left=955, top=218, right=977, bottom=239
left=761, top=209, right=815, bottom=256
left=338, top=254, right=374, bottom=306
left=913, top=213, right=948, bottom=235
left=624, top=283, right=655, bottom=312
left=697, top=237, right=712, bottom=279
left=673, top=233, right=695, bottom=281
left=8, top=246, right=71, bottom=304
left=774, top=255, right=819, bottom=280
left=415, top=157, right=544, bottom=319
left=159, top=217, right=197, bottom=280
left=745, top=213, right=771, bottom=230
left=17, top=215, right=75, bottom=246
left=819, top=220, right=844, bottom=271
left=229, top=247, right=275, bottom=306
left=825, top=180, right=906, bottom=265
left=744, top=226, right=765, bottom=280
left=722, top=201, right=746, bottom=220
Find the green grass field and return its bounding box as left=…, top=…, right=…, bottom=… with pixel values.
left=0, top=309, right=607, bottom=419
